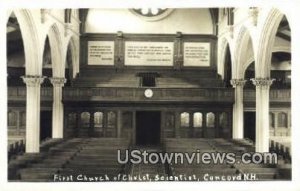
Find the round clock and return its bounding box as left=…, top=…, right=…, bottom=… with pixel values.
left=144, top=89, right=153, bottom=98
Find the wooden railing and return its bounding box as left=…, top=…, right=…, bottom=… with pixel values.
left=244, top=89, right=291, bottom=102
left=7, top=87, right=53, bottom=101
left=62, top=87, right=234, bottom=102
left=7, top=87, right=291, bottom=103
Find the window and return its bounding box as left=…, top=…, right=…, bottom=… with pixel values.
left=68, top=113, right=77, bottom=127
left=206, top=112, right=215, bottom=128
left=122, top=112, right=133, bottom=129
left=278, top=112, right=287, bottom=128
left=80, top=112, right=90, bottom=128
left=138, top=72, right=158, bottom=87
left=107, top=111, right=116, bottom=129
left=94, top=112, right=104, bottom=128
left=8, top=111, right=17, bottom=127
left=219, top=112, right=228, bottom=128
left=193, top=112, right=203, bottom=128
left=269, top=113, right=274, bottom=128
left=20, top=111, right=26, bottom=128
left=166, top=112, right=175, bottom=129
left=180, top=112, right=190, bottom=127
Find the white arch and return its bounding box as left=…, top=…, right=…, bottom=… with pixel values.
left=218, top=37, right=233, bottom=79
left=64, top=35, right=79, bottom=78
left=45, top=23, right=64, bottom=77
left=234, top=25, right=255, bottom=79
left=255, top=8, right=285, bottom=78
left=12, top=9, right=42, bottom=75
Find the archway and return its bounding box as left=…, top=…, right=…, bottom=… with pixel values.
left=7, top=12, right=25, bottom=86
left=7, top=12, right=26, bottom=142
left=269, top=15, right=291, bottom=138
left=270, top=15, right=291, bottom=89
left=253, top=9, right=290, bottom=152
left=40, top=36, right=53, bottom=141
left=223, top=44, right=232, bottom=87
left=231, top=26, right=255, bottom=140
left=65, top=36, right=79, bottom=79
left=65, top=42, right=74, bottom=86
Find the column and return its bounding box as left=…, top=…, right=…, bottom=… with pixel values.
left=287, top=111, right=291, bottom=136
left=251, top=78, right=274, bottom=152
left=103, top=111, right=108, bottom=137
left=215, top=112, right=220, bottom=138
left=230, top=79, right=247, bottom=139
left=175, top=111, right=181, bottom=138
left=89, top=111, right=94, bottom=137
left=132, top=111, right=136, bottom=144
left=203, top=112, right=207, bottom=138
left=50, top=77, right=66, bottom=139
left=189, top=112, right=194, bottom=138
left=274, top=112, right=278, bottom=136
left=21, top=75, right=45, bottom=153
left=75, top=111, right=80, bottom=137
left=117, top=110, right=122, bottom=138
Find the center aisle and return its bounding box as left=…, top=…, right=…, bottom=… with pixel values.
left=130, top=146, right=168, bottom=181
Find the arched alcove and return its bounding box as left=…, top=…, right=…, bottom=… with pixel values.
left=41, top=36, right=52, bottom=87
left=223, top=44, right=232, bottom=87
left=7, top=12, right=25, bottom=86
left=270, top=15, right=291, bottom=89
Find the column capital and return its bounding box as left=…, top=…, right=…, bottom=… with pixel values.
left=50, top=77, right=67, bottom=87
left=230, top=79, right=247, bottom=87
left=251, top=78, right=275, bottom=87
left=21, top=75, right=45, bottom=87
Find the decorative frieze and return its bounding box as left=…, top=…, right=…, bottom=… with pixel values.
left=50, top=77, right=67, bottom=87
left=21, top=76, right=45, bottom=87
left=251, top=78, right=275, bottom=87
left=230, top=79, right=247, bottom=87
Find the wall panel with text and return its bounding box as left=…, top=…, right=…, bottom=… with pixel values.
left=81, top=33, right=216, bottom=69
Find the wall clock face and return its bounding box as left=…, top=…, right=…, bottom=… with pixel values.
left=144, top=89, right=153, bottom=98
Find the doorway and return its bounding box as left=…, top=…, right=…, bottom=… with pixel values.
left=40, top=111, right=52, bottom=141
left=244, top=112, right=256, bottom=142
left=136, top=111, right=161, bottom=146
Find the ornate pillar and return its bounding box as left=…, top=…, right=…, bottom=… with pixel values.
left=230, top=79, right=247, bottom=139
left=50, top=77, right=66, bottom=139
left=21, top=75, right=45, bottom=153
left=251, top=78, right=274, bottom=152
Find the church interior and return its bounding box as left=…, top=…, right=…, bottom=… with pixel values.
left=6, top=8, right=292, bottom=181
